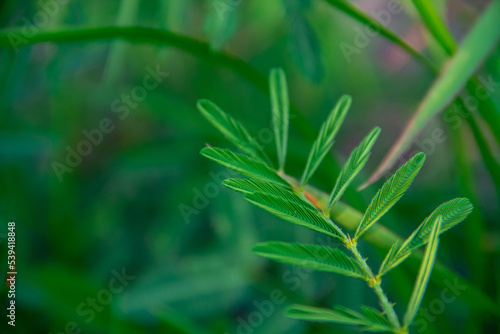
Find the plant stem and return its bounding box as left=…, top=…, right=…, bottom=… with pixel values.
left=346, top=241, right=401, bottom=331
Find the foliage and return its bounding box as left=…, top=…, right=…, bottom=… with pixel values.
left=201, top=69, right=473, bottom=333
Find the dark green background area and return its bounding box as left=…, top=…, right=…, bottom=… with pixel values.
left=0, top=0, right=499, bottom=333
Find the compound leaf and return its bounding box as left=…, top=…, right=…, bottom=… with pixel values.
left=198, top=99, right=272, bottom=166
left=403, top=216, right=442, bottom=327
left=300, top=95, right=351, bottom=187
left=200, top=147, right=290, bottom=188
left=379, top=198, right=473, bottom=275
left=253, top=241, right=367, bottom=279
left=327, top=127, right=380, bottom=210
left=223, top=178, right=316, bottom=210
left=245, top=192, right=345, bottom=241
left=355, top=153, right=425, bottom=239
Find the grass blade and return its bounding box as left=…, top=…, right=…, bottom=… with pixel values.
left=403, top=216, right=442, bottom=328
left=253, top=241, right=367, bottom=279
left=322, top=0, right=435, bottom=70
left=198, top=99, right=272, bottom=166
left=300, top=95, right=351, bottom=187
left=245, top=192, right=346, bottom=241
left=270, top=68, right=289, bottom=172
left=363, top=0, right=500, bottom=187
left=412, top=0, right=456, bottom=55
left=327, top=127, right=380, bottom=211
left=200, top=147, right=291, bottom=188
left=355, top=153, right=426, bottom=239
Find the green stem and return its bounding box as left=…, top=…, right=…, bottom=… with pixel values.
left=281, top=174, right=500, bottom=316
left=347, top=241, right=401, bottom=331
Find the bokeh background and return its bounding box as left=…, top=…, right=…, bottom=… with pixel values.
left=0, top=0, right=499, bottom=333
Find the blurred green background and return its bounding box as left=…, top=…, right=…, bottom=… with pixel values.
left=0, top=0, right=499, bottom=333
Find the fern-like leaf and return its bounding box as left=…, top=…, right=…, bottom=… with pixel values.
left=244, top=192, right=346, bottom=241
left=198, top=99, right=272, bottom=166
left=286, top=305, right=393, bottom=332
left=300, top=95, right=351, bottom=187
left=200, top=147, right=291, bottom=188
left=360, top=306, right=393, bottom=332
left=355, top=152, right=426, bottom=239
left=378, top=241, right=400, bottom=277
left=270, top=68, right=289, bottom=172
left=403, top=216, right=442, bottom=328
left=379, top=198, right=473, bottom=275
left=286, top=305, right=366, bottom=325
left=253, top=241, right=367, bottom=279
left=223, top=178, right=316, bottom=210
left=327, top=127, right=381, bottom=211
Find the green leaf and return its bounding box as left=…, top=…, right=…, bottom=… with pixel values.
left=327, top=127, right=380, bottom=211
left=198, top=99, right=272, bottom=166
left=244, top=192, right=346, bottom=241
left=222, top=179, right=316, bottom=210
left=360, top=306, right=393, bottom=332
left=300, top=95, right=351, bottom=187
left=412, top=0, right=456, bottom=55
left=403, top=216, right=442, bottom=328
left=364, top=0, right=500, bottom=187
left=200, top=147, right=290, bottom=188
left=290, top=14, right=325, bottom=82
left=253, top=241, right=367, bottom=279
left=355, top=153, right=426, bottom=239
left=286, top=305, right=366, bottom=325
left=270, top=68, right=289, bottom=172
left=379, top=198, right=473, bottom=276
left=286, top=305, right=393, bottom=332
left=378, top=241, right=400, bottom=277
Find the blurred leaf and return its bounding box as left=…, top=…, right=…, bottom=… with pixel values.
left=290, top=14, right=324, bottom=82
left=322, top=0, right=435, bottom=69
left=270, top=68, right=290, bottom=171
left=204, top=0, right=238, bottom=50
left=364, top=0, right=500, bottom=187
left=253, top=241, right=367, bottom=279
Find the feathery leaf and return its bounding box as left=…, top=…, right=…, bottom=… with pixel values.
left=360, top=306, right=393, bottom=332
left=200, top=147, right=291, bottom=188
left=327, top=127, right=380, bottom=210
left=286, top=305, right=393, bottom=332
left=404, top=216, right=442, bottom=327
left=270, top=68, right=289, bottom=172
left=300, top=95, right=351, bottom=187
left=355, top=153, right=426, bottom=239
left=378, top=242, right=400, bottom=277
left=379, top=198, right=473, bottom=275
left=253, top=241, right=367, bottom=279
left=198, top=99, right=272, bottom=166
left=245, top=192, right=346, bottom=241
left=223, top=179, right=316, bottom=210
